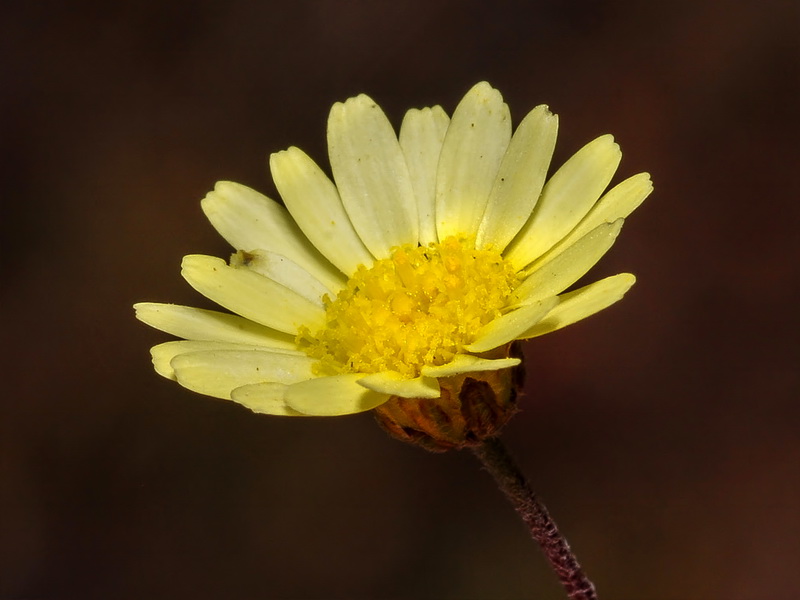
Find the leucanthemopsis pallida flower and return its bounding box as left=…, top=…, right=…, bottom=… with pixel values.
left=135, top=82, right=652, bottom=451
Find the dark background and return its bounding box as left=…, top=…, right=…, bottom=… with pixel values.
left=2, top=1, right=799, bottom=599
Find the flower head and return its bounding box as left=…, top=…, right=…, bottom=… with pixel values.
left=135, top=82, right=652, bottom=450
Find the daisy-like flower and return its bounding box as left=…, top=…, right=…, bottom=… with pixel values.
left=135, top=82, right=652, bottom=451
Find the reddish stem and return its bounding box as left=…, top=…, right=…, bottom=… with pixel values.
left=472, top=437, right=598, bottom=600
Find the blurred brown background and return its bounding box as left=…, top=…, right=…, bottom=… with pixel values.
left=2, top=1, right=798, bottom=599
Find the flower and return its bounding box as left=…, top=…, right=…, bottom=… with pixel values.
left=135, top=82, right=652, bottom=450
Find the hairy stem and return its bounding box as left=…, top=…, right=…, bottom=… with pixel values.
left=471, top=437, right=598, bottom=600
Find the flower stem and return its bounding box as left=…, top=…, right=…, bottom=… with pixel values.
left=471, top=437, right=598, bottom=600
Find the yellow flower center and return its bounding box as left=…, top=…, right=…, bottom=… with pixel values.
left=296, top=236, right=520, bottom=378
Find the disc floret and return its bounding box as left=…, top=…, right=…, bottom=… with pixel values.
left=297, top=236, right=520, bottom=378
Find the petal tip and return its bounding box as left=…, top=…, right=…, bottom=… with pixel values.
left=463, top=81, right=504, bottom=105
left=532, top=103, right=557, bottom=120
left=338, top=93, right=378, bottom=112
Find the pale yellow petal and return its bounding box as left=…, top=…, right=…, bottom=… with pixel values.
left=511, top=219, right=624, bottom=304
left=504, top=135, right=622, bottom=270
left=230, top=382, right=307, bottom=416
left=150, top=340, right=295, bottom=380
left=519, top=273, right=636, bottom=339
left=420, top=354, right=521, bottom=378
left=357, top=371, right=441, bottom=399
left=284, top=373, right=391, bottom=416
left=476, top=105, right=558, bottom=251
left=328, top=94, right=418, bottom=257
left=528, top=172, right=653, bottom=270
left=201, top=181, right=344, bottom=291
left=230, top=250, right=328, bottom=305
left=134, top=303, right=297, bottom=348
left=436, top=82, right=511, bottom=240
left=399, top=106, right=450, bottom=245
left=270, top=147, right=373, bottom=276
left=465, top=297, right=559, bottom=353
left=171, top=349, right=316, bottom=400
left=181, top=254, right=325, bottom=335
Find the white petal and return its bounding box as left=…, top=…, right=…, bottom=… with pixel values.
left=476, top=105, right=558, bottom=251
left=134, top=303, right=297, bottom=348
left=328, top=94, right=418, bottom=257
left=465, top=297, right=559, bottom=353
left=230, top=249, right=328, bottom=306
left=270, top=147, right=373, bottom=276
left=150, top=340, right=296, bottom=380
left=504, top=134, right=622, bottom=270
left=201, top=181, right=345, bottom=292
left=399, top=106, right=450, bottom=245
left=357, top=371, right=441, bottom=399
left=436, top=82, right=511, bottom=240
left=519, top=273, right=636, bottom=339
left=181, top=254, right=325, bottom=335
left=511, top=219, right=625, bottom=305
left=420, top=354, right=521, bottom=378
left=529, top=172, right=653, bottom=270
left=230, top=382, right=307, bottom=416
left=284, top=373, right=390, bottom=416
left=171, top=349, right=316, bottom=400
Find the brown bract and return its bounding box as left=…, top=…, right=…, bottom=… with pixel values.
left=373, top=343, right=525, bottom=451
